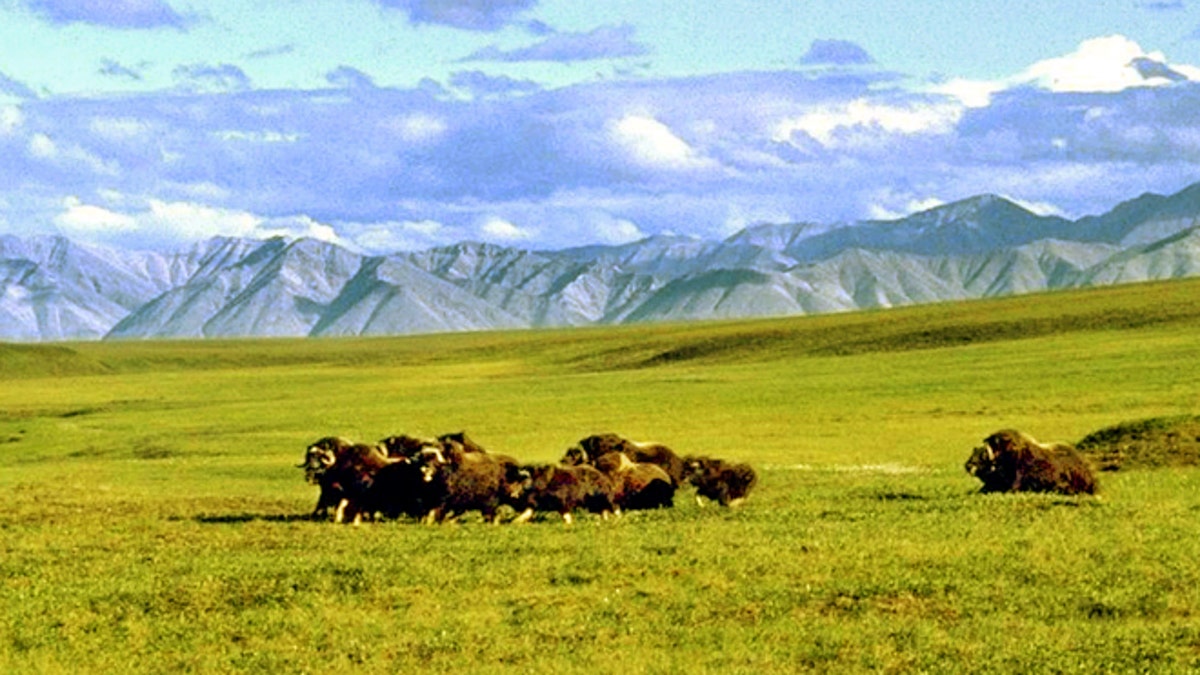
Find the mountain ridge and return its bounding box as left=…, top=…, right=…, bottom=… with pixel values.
left=6, top=182, right=1200, bottom=342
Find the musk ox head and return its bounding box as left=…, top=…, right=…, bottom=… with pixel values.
left=561, top=445, right=588, bottom=466
left=298, top=436, right=353, bottom=484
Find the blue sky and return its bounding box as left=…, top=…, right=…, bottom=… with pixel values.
left=3, top=0, right=1200, bottom=251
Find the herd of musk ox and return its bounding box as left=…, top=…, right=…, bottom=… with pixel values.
left=298, top=428, right=1098, bottom=524
left=298, top=432, right=759, bottom=524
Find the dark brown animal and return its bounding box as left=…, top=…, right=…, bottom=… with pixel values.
left=507, top=464, right=616, bottom=524
left=565, top=433, right=685, bottom=486
left=593, top=452, right=676, bottom=510
left=298, top=436, right=396, bottom=520
left=682, top=455, right=757, bottom=507
left=379, top=434, right=439, bottom=460
left=358, top=459, right=441, bottom=521
left=416, top=438, right=518, bottom=524
left=965, top=429, right=1098, bottom=495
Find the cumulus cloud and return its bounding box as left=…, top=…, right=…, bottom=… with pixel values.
left=53, top=196, right=138, bottom=233
left=374, top=0, right=536, bottom=32
left=51, top=196, right=357, bottom=248
left=463, top=23, right=650, bottom=62
left=6, top=35, right=1200, bottom=253
left=773, top=98, right=962, bottom=148
left=609, top=115, right=715, bottom=171
left=22, top=0, right=186, bottom=29
left=937, top=35, right=1200, bottom=107
left=480, top=216, right=535, bottom=241
left=1018, top=35, right=1198, bottom=92
left=800, top=39, right=875, bottom=66
left=346, top=219, right=466, bottom=253
left=0, top=106, right=22, bottom=135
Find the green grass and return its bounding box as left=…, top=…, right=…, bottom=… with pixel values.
left=3, top=279, right=1200, bottom=672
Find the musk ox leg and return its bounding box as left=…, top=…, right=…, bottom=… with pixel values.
left=513, top=508, right=534, bottom=524
left=694, top=494, right=707, bottom=508
left=334, top=498, right=350, bottom=524
left=561, top=512, right=574, bottom=525
left=726, top=497, right=746, bottom=509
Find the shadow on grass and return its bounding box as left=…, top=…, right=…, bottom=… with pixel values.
left=190, top=513, right=315, bottom=524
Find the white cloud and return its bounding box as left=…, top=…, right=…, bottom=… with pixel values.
left=773, top=99, right=962, bottom=147
left=28, top=133, right=56, bottom=159
left=868, top=195, right=946, bottom=221
left=383, top=114, right=447, bottom=143
left=27, top=133, right=118, bottom=175
left=935, top=35, right=1200, bottom=107
left=1005, top=196, right=1067, bottom=217
left=1018, top=35, right=1196, bottom=93
left=213, top=130, right=301, bottom=143
left=53, top=196, right=138, bottom=233
left=89, top=117, right=152, bottom=141
left=480, top=216, right=535, bottom=241
left=609, top=114, right=714, bottom=170
left=143, top=199, right=261, bottom=239
left=0, top=105, right=21, bottom=135
left=256, top=215, right=356, bottom=248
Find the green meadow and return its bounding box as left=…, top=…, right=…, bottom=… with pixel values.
left=3, top=279, right=1200, bottom=673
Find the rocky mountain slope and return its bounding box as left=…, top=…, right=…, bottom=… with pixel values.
left=6, top=182, right=1200, bottom=341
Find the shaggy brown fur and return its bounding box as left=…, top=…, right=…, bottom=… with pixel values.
left=682, top=455, right=758, bottom=507
left=417, top=439, right=520, bottom=524
left=593, top=452, right=675, bottom=510
left=379, top=434, right=438, bottom=460
left=965, top=429, right=1098, bottom=495
left=565, top=433, right=686, bottom=486
left=507, top=464, right=616, bottom=523
left=299, top=436, right=398, bottom=521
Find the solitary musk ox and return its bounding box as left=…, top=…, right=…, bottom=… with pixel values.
left=965, top=429, right=1098, bottom=495
left=682, top=456, right=758, bottom=507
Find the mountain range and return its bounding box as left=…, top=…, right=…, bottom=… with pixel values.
left=4, top=182, right=1200, bottom=342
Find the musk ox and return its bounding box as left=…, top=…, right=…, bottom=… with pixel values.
left=965, top=429, right=1098, bottom=495
left=299, top=437, right=397, bottom=520
left=416, top=438, right=520, bottom=524
left=353, top=459, right=440, bottom=522
left=564, top=433, right=686, bottom=486
left=506, top=464, right=616, bottom=524
left=593, top=452, right=676, bottom=510
left=379, top=434, right=439, bottom=460
left=682, top=456, right=758, bottom=507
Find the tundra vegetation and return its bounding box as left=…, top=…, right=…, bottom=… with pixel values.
left=2, top=278, right=1200, bottom=672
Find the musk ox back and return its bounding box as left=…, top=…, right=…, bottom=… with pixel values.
left=379, top=434, right=439, bottom=460
left=507, top=464, right=616, bottom=523
left=566, top=433, right=685, bottom=486
left=594, top=452, right=676, bottom=510
left=682, top=456, right=758, bottom=507
left=965, top=429, right=1097, bottom=496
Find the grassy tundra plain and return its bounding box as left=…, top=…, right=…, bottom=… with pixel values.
left=3, top=279, right=1200, bottom=673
